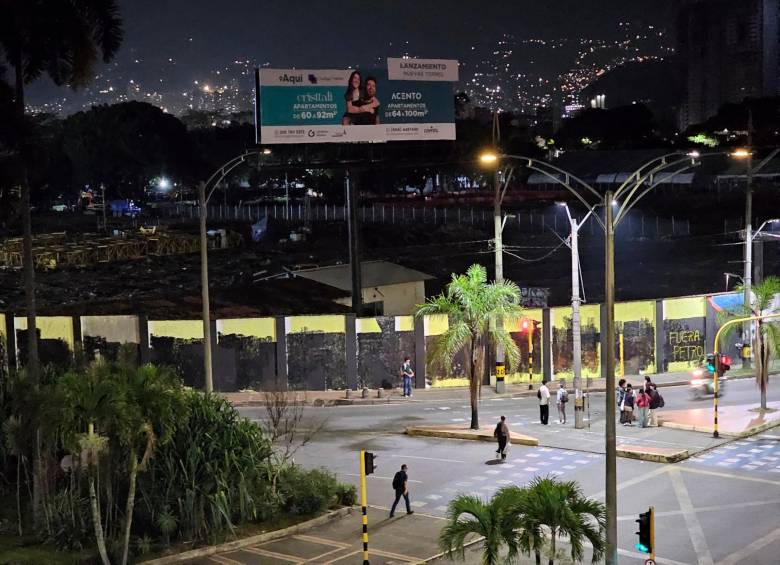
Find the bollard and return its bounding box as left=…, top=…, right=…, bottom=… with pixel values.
left=346, top=389, right=352, bottom=399
left=377, top=388, right=384, bottom=398
left=362, top=388, right=369, bottom=399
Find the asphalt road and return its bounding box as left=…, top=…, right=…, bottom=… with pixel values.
left=239, top=378, right=780, bottom=565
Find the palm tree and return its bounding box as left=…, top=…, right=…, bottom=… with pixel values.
left=731, top=276, right=780, bottom=411
left=0, top=1, right=122, bottom=527
left=438, top=489, right=525, bottom=565
left=515, top=476, right=606, bottom=565
left=109, top=362, right=185, bottom=565
left=416, top=264, right=522, bottom=429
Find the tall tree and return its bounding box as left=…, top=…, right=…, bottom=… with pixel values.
left=415, top=265, right=522, bottom=429
left=0, top=0, right=123, bottom=377
left=0, top=0, right=123, bottom=525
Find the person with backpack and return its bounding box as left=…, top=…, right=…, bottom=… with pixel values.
left=636, top=385, right=652, bottom=428
left=493, top=416, right=510, bottom=460
left=537, top=380, right=550, bottom=425
left=400, top=356, right=414, bottom=398
left=556, top=382, right=569, bottom=424
left=389, top=464, right=414, bottom=518
left=620, top=383, right=635, bottom=426
left=616, top=378, right=627, bottom=417
left=648, top=384, right=663, bottom=426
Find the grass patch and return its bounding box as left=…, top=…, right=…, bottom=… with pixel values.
left=0, top=535, right=93, bottom=565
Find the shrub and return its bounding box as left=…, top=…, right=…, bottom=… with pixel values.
left=277, top=467, right=340, bottom=516
left=136, top=392, right=274, bottom=543
left=335, top=483, right=357, bottom=507
left=39, top=489, right=93, bottom=551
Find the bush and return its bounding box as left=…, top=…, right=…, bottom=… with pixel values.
left=278, top=467, right=340, bottom=516
left=39, top=489, right=93, bottom=551
left=335, top=483, right=357, bottom=507
left=136, top=392, right=274, bottom=543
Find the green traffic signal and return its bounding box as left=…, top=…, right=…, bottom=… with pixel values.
left=635, top=509, right=652, bottom=554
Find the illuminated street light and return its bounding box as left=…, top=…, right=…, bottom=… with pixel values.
left=479, top=151, right=499, bottom=165
left=687, top=150, right=700, bottom=158
left=157, top=177, right=171, bottom=190
left=731, top=148, right=751, bottom=159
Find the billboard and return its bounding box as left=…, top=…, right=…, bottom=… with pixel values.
left=258, top=58, right=458, bottom=144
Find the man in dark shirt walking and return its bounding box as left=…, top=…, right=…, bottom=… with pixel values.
left=389, top=464, right=414, bottom=518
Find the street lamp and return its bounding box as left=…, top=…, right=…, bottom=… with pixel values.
left=479, top=149, right=514, bottom=393
left=558, top=202, right=594, bottom=429
left=199, top=148, right=272, bottom=393
left=481, top=150, right=700, bottom=565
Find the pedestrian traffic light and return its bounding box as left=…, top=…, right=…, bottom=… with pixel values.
left=363, top=451, right=376, bottom=475
left=706, top=353, right=716, bottom=373
left=635, top=508, right=653, bottom=554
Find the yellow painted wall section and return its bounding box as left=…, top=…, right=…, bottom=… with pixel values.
left=424, top=315, right=449, bottom=336
left=81, top=315, right=140, bottom=344
left=551, top=304, right=600, bottom=330
left=286, top=315, right=345, bottom=334
left=663, top=297, right=705, bottom=320
left=356, top=318, right=382, bottom=334
left=615, top=301, right=655, bottom=323
left=217, top=318, right=275, bottom=341
left=15, top=316, right=74, bottom=348
left=395, top=316, right=414, bottom=332
left=148, top=320, right=203, bottom=341
left=0, top=313, right=5, bottom=340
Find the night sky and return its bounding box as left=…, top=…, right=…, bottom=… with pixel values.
left=28, top=0, right=679, bottom=103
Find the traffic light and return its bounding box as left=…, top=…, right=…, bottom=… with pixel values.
left=718, top=354, right=731, bottom=374
left=363, top=451, right=376, bottom=475
left=520, top=318, right=529, bottom=332
left=635, top=508, right=653, bottom=554
left=705, top=354, right=716, bottom=373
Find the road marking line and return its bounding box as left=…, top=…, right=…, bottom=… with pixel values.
left=678, top=466, right=780, bottom=486
left=669, top=468, right=714, bottom=565
left=388, top=454, right=465, bottom=463
left=589, top=465, right=670, bottom=500
left=617, top=498, right=780, bottom=521
left=240, top=546, right=304, bottom=564
left=292, top=534, right=350, bottom=549
left=368, top=504, right=448, bottom=520
left=617, top=547, right=690, bottom=565
left=716, top=526, right=780, bottom=565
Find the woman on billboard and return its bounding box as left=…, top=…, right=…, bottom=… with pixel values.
left=342, top=71, right=379, bottom=125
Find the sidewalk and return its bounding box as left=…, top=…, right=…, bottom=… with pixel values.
left=178, top=506, right=448, bottom=564
left=222, top=369, right=705, bottom=407
left=659, top=400, right=780, bottom=437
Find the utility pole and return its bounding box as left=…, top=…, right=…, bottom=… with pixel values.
left=570, top=216, right=584, bottom=428
left=743, top=110, right=753, bottom=369
left=604, top=191, right=617, bottom=565
left=101, top=183, right=107, bottom=233
left=492, top=112, right=506, bottom=393
left=346, top=171, right=363, bottom=315
left=199, top=181, right=213, bottom=393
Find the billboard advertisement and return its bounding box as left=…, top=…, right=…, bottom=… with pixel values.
left=258, top=58, right=458, bottom=143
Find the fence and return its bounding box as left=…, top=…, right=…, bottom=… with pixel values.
left=166, top=203, right=692, bottom=239
left=2, top=291, right=766, bottom=392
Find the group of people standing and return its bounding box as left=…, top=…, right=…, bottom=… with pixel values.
left=537, top=380, right=569, bottom=425
left=616, top=376, right=664, bottom=428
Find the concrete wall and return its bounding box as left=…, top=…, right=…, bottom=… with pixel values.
left=1, top=290, right=773, bottom=391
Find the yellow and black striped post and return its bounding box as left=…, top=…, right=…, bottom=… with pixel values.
left=649, top=505, right=655, bottom=562
left=359, top=450, right=369, bottom=565
left=713, top=354, right=720, bottom=438
left=527, top=326, right=533, bottom=382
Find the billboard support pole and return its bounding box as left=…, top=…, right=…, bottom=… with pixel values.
left=347, top=171, right=363, bottom=316
left=253, top=67, right=261, bottom=145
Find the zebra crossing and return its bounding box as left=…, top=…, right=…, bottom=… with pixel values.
left=405, top=445, right=601, bottom=516
left=686, top=434, right=780, bottom=473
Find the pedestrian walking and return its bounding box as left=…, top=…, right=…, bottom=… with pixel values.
left=389, top=464, right=414, bottom=517
left=494, top=416, right=510, bottom=460
left=556, top=382, right=569, bottom=424
left=537, top=380, right=550, bottom=425
left=400, top=356, right=414, bottom=398
left=620, top=383, right=635, bottom=426
left=636, top=386, right=651, bottom=428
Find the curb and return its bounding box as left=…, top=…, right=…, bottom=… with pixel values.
left=405, top=426, right=539, bottom=447
left=659, top=415, right=780, bottom=438
left=138, top=506, right=354, bottom=565
left=616, top=445, right=690, bottom=463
